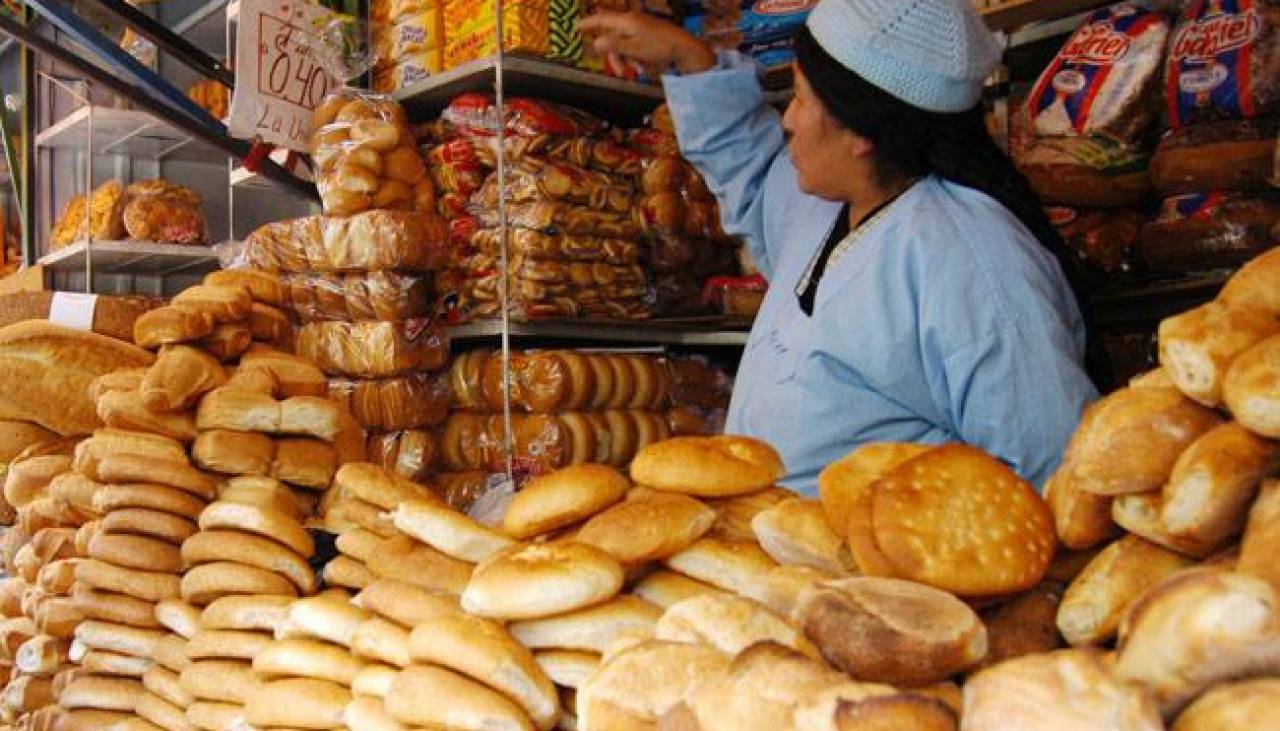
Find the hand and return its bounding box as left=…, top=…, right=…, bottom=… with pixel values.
left=578, top=11, right=717, bottom=75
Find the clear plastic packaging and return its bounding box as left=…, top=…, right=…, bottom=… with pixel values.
left=1150, top=118, right=1279, bottom=196
left=472, top=156, right=636, bottom=214
left=281, top=271, right=434, bottom=322
left=1135, top=193, right=1280, bottom=273
left=471, top=228, right=641, bottom=264
left=327, top=371, right=451, bottom=430
left=477, top=202, right=643, bottom=240
left=296, top=319, right=450, bottom=378
left=702, top=273, right=767, bottom=318
left=666, top=355, right=732, bottom=410
left=436, top=470, right=492, bottom=512
left=425, top=140, right=489, bottom=197
left=49, top=180, right=126, bottom=249
left=121, top=180, right=206, bottom=245
left=440, top=93, right=608, bottom=139
left=367, top=429, right=439, bottom=482
left=464, top=270, right=654, bottom=320
left=243, top=210, right=449, bottom=273
left=450, top=349, right=674, bottom=413
left=1015, top=135, right=1153, bottom=209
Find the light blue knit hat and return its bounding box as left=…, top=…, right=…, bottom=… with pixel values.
left=805, top=0, right=1002, bottom=113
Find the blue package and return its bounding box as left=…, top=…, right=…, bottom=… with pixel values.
left=684, top=0, right=817, bottom=70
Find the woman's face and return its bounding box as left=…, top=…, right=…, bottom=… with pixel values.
left=782, top=64, right=872, bottom=201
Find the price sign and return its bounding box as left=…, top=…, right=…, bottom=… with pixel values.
left=229, top=0, right=340, bottom=152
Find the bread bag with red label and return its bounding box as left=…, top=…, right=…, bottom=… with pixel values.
left=1048, top=206, right=1143, bottom=274
left=1164, top=0, right=1280, bottom=128
left=1017, top=136, right=1153, bottom=208
left=1134, top=191, right=1280, bottom=272
left=1151, top=117, right=1279, bottom=194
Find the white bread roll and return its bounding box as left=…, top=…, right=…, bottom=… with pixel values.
left=751, top=497, right=851, bottom=575
left=93, top=483, right=205, bottom=521
left=366, top=542, right=473, bottom=596
left=200, top=595, right=293, bottom=632
left=59, top=675, right=143, bottom=711
left=73, top=620, right=166, bottom=659
left=502, top=464, right=629, bottom=540
left=576, top=492, right=716, bottom=565
left=180, top=530, right=316, bottom=595
left=70, top=586, right=159, bottom=629
left=578, top=640, right=729, bottom=729
left=463, top=542, right=622, bottom=620
left=142, top=666, right=193, bottom=709
left=187, top=629, right=272, bottom=661
left=350, top=617, right=410, bottom=668
left=704, top=486, right=793, bottom=543
left=154, top=600, right=203, bottom=640
left=179, top=561, right=298, bottom=606
left=656, top=593, right=819, bottom=660
left=275, top=593, right=369, bottom=646
left=332, top=462, right=442, bottom=511
left=134, top=690, right=196, bottom=731
left=178, top=659, right=259, bottom=704
left=218, top=474, right=305, bottom=520
left=629, top=436, right=784, bottom=497
left=664, top=538, right=777, bottom=595
left=151, top=634, right=190, bottom=673
left=1224, top=334, right=1280, bottom=438
left=324, top=555, right=374, bottom=590
left=738, top=564, right=834, bottom=620
left=1158, top=301, right=1280, bottom=407
left=184, top=701, right=244, bottom=731
left=244, top=677, right=351, bottom=729
left=385, top=664, right=534, bottom=731
left=56, top=709, right=134, bottom=730
left=533, top=650, right=599, bottom=690
left=335, top=528, right=384, bottom=563
left=1240, top=479, right=1280, bottom=593
left=351, top=663, right=398, bottom=699
left=817, top=442, right=931, bottom=539
left=253, top=638, right=365, bottom=685
left=33, top=597, right=84, bottom=640
left=509, top=595, right=660, bottom=654
left=631, top=570, right=725, bottom=610
left=345, top=695, right=406, bottom=731
left=99, top=508, right=197, bottom=547
left=1112, top=491, right=1214, bottom=558
left=3, top=454, right=73, bottom=509
left=197, top=501, right=314, bottom=557
left=1219, top=246, right=1280, bottom=315
left=352, top=579, right=460, bottom=628
left=1171, top=677, right=1280, bottom=731
left=3, top=674, right=53, bottom=713
left=75, top=559, right=181, bottom=603
left=80, top=649, right=154, bottom=677
left=409, top=613, right=559, bottom=730
left=963, top=649, right=1161, bottom=731
left=391, top=498, right=513, bottom=563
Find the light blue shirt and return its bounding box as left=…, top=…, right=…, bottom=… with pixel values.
left=663, top=53, right=1098, bottom=496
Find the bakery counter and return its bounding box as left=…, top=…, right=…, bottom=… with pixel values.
left=446, top=317, right=753, bottom=347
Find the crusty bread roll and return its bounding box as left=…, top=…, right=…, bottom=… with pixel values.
left=817, top=442, right=932, bottom=539
left=80, top=648, right=153, bottom=677
left=99, top=508, right=197, bottom=546
left=1057, top=535, right=1195, bottom=647
left=218, top=474, right=306, bottom=519
left=59, top=675, right=143, bottom=711
left=963, top=649, right=1161, bottom=731
left=1068, top=386, right=1222, bottom=496
left=47, top=472, right=102, bottom=515
left=275, top=593, right=369, bottom=647
left=345, top=694, right=408, bottom=731
left=75, top=559, right=181, bottom=603
left=391, top=498, right=513, bottom=563
left=1116, top=568, right=1280, bottom=717
left=751, top=497, right=851, bottom=575
left=1171, top=677, right=1280, bottom=731
left=576, top=491, right=716, bottom=566
left=1158, top=301, right=1280, bottom=407
left=332, top=462, right=442, bottom=511
left=385, top=664, right=535, bottom=731
left=1046, top=469, right=1119, bottom=552
left=3, top=673, right=53, bottom=712
left=192, top=429, right=274, bottom=476
left=1218, top=246, right=1280, bottom=315
left=1111, top=491, right=1211, bottom=558
left=187, top=629, right=272, bottom=661
left=277, top=396, right=342, bottom=442
left=93, top=483, right=205, bottom=521
left=70, top=586, right=161, bottom=629
left=37, top=557, right=81, bottom=594
left=664, top=538, right=777, bottom=596
left=204, top=269, right=285, bottom=306
left=245, top=677, right=352, bottom=728
left=352, top=579, right=460, bottom=629
left=581, top=639, right=731, bottom=730
left=336, top=528, right=385, bottom=563
left=4, top=454, right=73, bottom=509
left=14, top=633, right=67, bottom=675
left=200, top=595, right=293, bottom=632
left=631, top=570, right=725, bottom=610
left=704, top=486, right=792, bottom=543
left=270, top=437, right=338, bottom=490
left=73, top=428, right=187, bottom=478
left=151, top=633, right=191, bottom=673
left=134, top=690, right=196, bottom=731
left=463, top=541, right=623, bottom=620
left=738, top=564, right=834, bottom=620
left=1223, top=334, right=1280, bottom=438
left=184, top=701, right=245, bottom=731
left=239, top=349, right=329, bottom=398
left=73, top=619, right=166, bottom=658
left=172, top=284, right=253, bottom=323
left=0, top=420, right=58, bottom=464
left=33, top=597, right=84, bottom=639
left=352, top=663, right=398, bottom=699
left=88, top=533, right=183, bottom=574
left=409, top=612, right=559, bottom=730
left=96, top=389, right=197, bottom=443
left=180, top=561, right=298, bottom=606
left=533, top=650, right=599, bottom=690
left=325, top=555, right=374, bottom=590
left=180, top=530, right=315, bottom=595
left=142, top=666, right=193, bottom=709
left=365, top=541, right=473, bottom=596
left=795, top=577, right=988, bottom=686
left=502, top=464, right=630, bottom=540
left=630, top=435, right=784, bottom=497
left=139, top=344, right=226, bottom=413
left=976, top=584, right=1063, bottom=671
left=1240, top=479, right=1280, bottom=592
left=508, top=595, right=661, bottom=654
left=195, top=388, right=280, bottom=434
left=89, top=367, right=147, bottom=403
left=253, top=638, right=365, bottom=685
left=657, top=592, right=819, bottom=660
left=154, top=600, right=202, bottom=640
left=350, top=617, right=411, bottom=668
left=197, top=501, right=314, bottom=557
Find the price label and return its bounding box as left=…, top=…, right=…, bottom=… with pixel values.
left=228, top=0, right=340, bottom=152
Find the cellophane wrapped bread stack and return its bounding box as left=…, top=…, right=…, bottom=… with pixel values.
left=48, top=179, right=208, bottom=251
left=370, top=0, right=446, bottom=93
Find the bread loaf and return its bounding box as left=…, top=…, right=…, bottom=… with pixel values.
left=197, top=501, right=313, bottom=556
left=501, top=464, right=629, bottom=540
left=576, top=491, right=715, bottom=565
left=3, top=454, right=73, bottom=509
left=0, top=421, right=58, bottom=464
left=275, top=593, right=369, bottom=646
left=87, top=532, right=183, bottom=573
left=365, top=542, right=473, bottom=596
left=93, top=452, right=216, bottom=500
left=245, top=677, right=351, bottom=729
left=325, top=555, right=374, bottom=590
left=142, top=665, right=193, bottom=709
left=631, top=570, right=725, bottom=610
left=180, top=530, right=316, bottom=595
left=132, top=306, right=216, bottom=350
left=333, top=462, right=441, bottom=511
left=0, top=291, right=160, bottom=342
left=99, top=508, right=197, bottom=546
left=93, top=483, right=205, bottom=520
left=658, top=592, right=818, bottom=660
left=352, top=579, right=460, bottom=629
left=817, top=443, right=932, bottom=539
left=1158, top=301, right=1280, bottom=407
left=1057, top=535, right=1193, bottom=646
left=140, top=345, right=226, bottom=413
left=751, top=497, right=850, bottom=575
left=192, top=429, right=274, bottom=475
left=1171, top=677, right=1280, bottom=731
left=238, top=350, right=329, bottom=398
left=187, top=629, right=273, bottom=661
left=664, top=538, right=777, bottom=596
left=75, top=559, right=180, bottom=603
left=463, top=542, right=623, bottom=620
left=154, top=599, right=202, bottom=640
left=195, top=388, right=281, bottom=434
left=180, top=561, right=298, bottom=606
left=630, top=436, right=784, bottom=497
left=1223, top=334, right=1280, bottom=438
left=1219, top=247, right=1280, bottom=317
left=59, top=675, right=143, bottom=711
left=385, top=664, right=534, bottom=731
left=253, top=639, right=364, bottom=685
left=70, top=586, right=161, bottom=629
left=351, top=617, right=411, bottom=668
left=199, top=595, right=293, bottom=632
left=508, top=595, right=660, bottom=654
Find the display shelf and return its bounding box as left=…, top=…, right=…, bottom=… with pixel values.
left=171, top=0, right=229, bottom=52
left=36, top=106, right=226, bottom=162
left=38, top=240, right=221, bottom=276
left=1087, top=271, right=1232, bottom=328
left=231, top=149, right=310, bottom=190
left=980, top=0, right=1111, bottom=32
left=448, top=317, right=752, bottom=346
left=395, top=55, right=665, bottom=124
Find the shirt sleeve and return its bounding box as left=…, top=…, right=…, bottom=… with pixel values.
left=662, top=52, right=788, bottom=278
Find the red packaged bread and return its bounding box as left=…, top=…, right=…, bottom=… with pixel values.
left=1151, top=118, right=1279, bottom=195
left=1164, top=0, right=1280, bottom=128
left=1048, top=207, right=1144, bottom=274
left=1134, top=192, right=1280, bottom=272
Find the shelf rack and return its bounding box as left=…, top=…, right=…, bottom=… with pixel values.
left=35, top=106, right=225, bottom=163
left=38, top=240, right=221, bottom=276
left=448, top=318, right=753, bottom=347
left=980, top=0, right=1112, bottom=32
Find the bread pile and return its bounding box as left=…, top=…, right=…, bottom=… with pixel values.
left=0, top=292, right=162, bottom=344
left=49, top=179, right=208, bottom=249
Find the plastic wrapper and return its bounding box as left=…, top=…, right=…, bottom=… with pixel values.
left=683, top=0, right=817, bottom=70
left=439, top=409, right=670, bottom=473
left=372, top=53, right=444, bottom=92
left=464, top=266, right=654, bottom=320
left=187, top=78, right=229, bottom=120
left=426, top=140, right=488, bottom=196
left=49, top=180, right=126, bottom=249
left=390, top=9, right=444, bottom=59
left=435, top=470, right=490, bottom=511
left=451, top=349, right=674, bottom=413
left=1135, top=192, right=1280, bottom=273
left=702, top=273, right=766, bottom=317
left=367, top=429, right=440, bottom=482
left=1015, top=136, right=1153, bottom=208
left=296, top=319, right=450, bottom=378
left=440, top=93, right=608, bottom=139
left=478, top=201, right=644, bottom=239
left=121, top=180, right=206, bottom=245
left=626, top=127, right=681, bottom=158
left=282, top=270, right=434, bottom=322
left=310, top=88, right=432, bottom=216
left=472, top=227, right=641, bottom=264
left=1165, top=0, right=1280, bottom=128
left=638, top=191, right=725, bottom=240
left=666, top=405, right=727, bottom=436
left=1048, top=206, right=1142, bottom=275
left=444, top=0, right=581, bottom=68
left=1150, top=117, right=1279, bottom=196
left=666, top=355, right=732, bottom=410
left=328, top=372, right=451, bottom=430
left=243, top=210, right=449, bottom=273
left=1026, top=4, right=1169, bottom=144
left=472, top=156, right=636, bottom=214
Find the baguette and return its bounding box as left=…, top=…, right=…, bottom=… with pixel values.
left=75, top=559, right=181, bottom=603
left=200, top=595, right=294, bottom=632
left=59, top=675, right=143, bottom=711
left=197, top=500, right=314, bottom=556
left=88, top=532, right=184, bottom=573
left=70, top=586, right=161, bottom=629
left=74, top=620, right=166, bottom=658
left=180, top=561, right=298, bottom=606
left=181, top=530, right=316, bottom=595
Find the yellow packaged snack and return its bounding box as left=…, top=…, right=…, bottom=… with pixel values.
left=392, top=10, right=446, bottom=59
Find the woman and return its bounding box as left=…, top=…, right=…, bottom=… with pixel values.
left=582, top=0, right=1097, bottom=495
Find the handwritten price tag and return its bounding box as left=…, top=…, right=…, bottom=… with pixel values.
left=228, top=0, right=339, bottom=152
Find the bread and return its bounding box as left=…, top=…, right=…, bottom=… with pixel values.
left=70, top=586, right=161, bottom=628
left=171, top=285, right=252, bottom=323
left=345, top=695, right=408, bottom=730
left=350, top=617, right=411, bottom=668
left=576, top=491, right=716, bottom=566
left=197, top=501, right=314, bottom=557
left=1056, top=535, right=1193, bottom=647
left=154, top=600, right=202, bottom=640
left=409, top=612, right=559, bottom=730
left=4, top=454, right=74, bottom=508
left=392, top=498, right=514, bottom=563
left=143, top=666, right=192, bottom=709
left=15, top=633, right=67, bottom=675
left=352, top=663, right=398, bottom=699
left=631, top=570, right=725, bottom=610
left=180, top=561, right=298, bottom=606
left=199, top=595, right=293, bottom=632
left=75, top=559, right=180, bottom=603
left=325, top=555, right=375, bottom=590
left=463, top=541, right=623, bottom=620
left=1115, top=568, right=1280, bottom=717
left=352, top=579, right=460, bottom=629
left=508, top=595, right=661, bottom=654
left=630, top=436, right=784, bottom=497
left=184, top=701, right=245, bottom=731
left=195, top=388, right=281, bottom=434
left=140, top=346, right=226, bottom=413
left=59, top=675, right=143, bottom=711
left=217, top=475, right=305, bottom=520
left=963, top=649, right=1161, bottom=731
left=385, top=664, right=534, bottom=731
left=223, top=364, right=278, bottom=396
left=187, top=629, right=273, bottom=661
left=365, top=541, right=473, bottom=595
left=92, top=453, right=216, bottom=500
left=657, top=592, right=818, bottom=660
left=275, top=593, right=369, bottom=646
left=74, top=428, right=187, bottom=478
left=34, top=596, right=84, bottom=639
left=151, top=634, right=191, bottom=673
left=1110, top=491, right=1211, bottom=558
left=795, top=577, right=987, bottom=686
left=1068, top=386, right=1222, bottom=495
left=133, top=306, right=216, bottom=350
left=751, top=497, right=851, bottom=575
left=736, top=565, right=832, bottom=620
left=196, top=321, right=253, bottom=362
left=333, top=462, right=442, bottom=511
left=664, top=538, right=777, bottom=595
left=204, top=269, right=285, bottom=306
left=703, top=486, right=792, bottom=543
left=47, top=472, right=103, bottom=514
left=0, top=421, right=58, bottom=463
left=817, top=443, right=932, bottom=539
left=278, top=396, right=342, bottom=442
left=80, top=649, right=153, bottom=677
left=3, top=674, right=54, bottom=712
left=180, top=531, right=316, bottom=595
left=87, top=532, right=183, bottom=573
left=1223, top=334, right=1280, bottom=438
left=192, top=429, right=274, bottom=475
left=237, top=350, right=328, bottom=398
left=1240, top=479, right=1280, bottom=592
left=1171, top=677, right=1280, bottom=731
left=270, top=438, right=338, bottom=490
left=89, top=368, right=147, bottom=404
left=502, top=464, right=629, bottom=540
left=248, top=303, right=292, bottom=344
left=1045, top=467, right=1119, bottom=551
left=74, top=620, right=166, bottom=658
left=253, top=638, right=364, bottom=685
left=134, top=691, right=195, bottom=731
left=99, top=508, right=197, bottom=546
left=246, top=677, right=351, bottom=728
left=978, top=584, right=1064, bottom=670
left=1158, top=302, right=1280, bottom=407
left=533, top=650, right=599, bottom=690
left=93, top=483, right=205, bottom=520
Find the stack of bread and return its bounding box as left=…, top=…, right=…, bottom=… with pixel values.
left=48, top=179, right=209, bottom=250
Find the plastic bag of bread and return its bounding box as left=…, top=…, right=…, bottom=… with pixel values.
left=479, top=201, right=643, bottom=239
left=327, top=372, right=450, bottom=430
left=472, top=228, right=640, bottom=264
left=1134, top=193, right=1280, bottom=273
left=1151, top=118, right=1279, bottom=196
left=433, top=470, right=489, bottom=511
left=296, top=319, right=449, bottom=378
left=121, top=180, right=206, bottom=245
left=626, top=126, right=681, bottom=158
left=472, top=157, right=635, bottom=214
left=371, top=53, right=444, bottom=94
left=440, top=93, right=608, bottom=140
left=1026, top=5, right=1169, bottom=144
left=1049, top=207, right=1142, bottom=275
left=310, top=88, right=431, bottom=216
left=49, top=181, right=126, bottom=249
left=243, top=211, right=449, bottom=273
left=1165, top=0, right=1280, bottom=128
left=1016, top=136, right=1153, bottom=208
left=465, top=269, right=654, bottom=321
left=425, top=140, right=489, bottom=197
left=495, top=134, right=644, bottom=176
left=281, top=271, right=434, bottom=321
left=366, top=429, right=439, bottom=482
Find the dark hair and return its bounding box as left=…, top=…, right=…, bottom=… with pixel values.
left=792, top=27, right=1082, bottom=305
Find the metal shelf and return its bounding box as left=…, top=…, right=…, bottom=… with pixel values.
left=231, top=149, right=310, bottom=190
left=395, top=55, right=665, bottom=125
left=981, top=0, right=1111, bottom=32
left=1087, top=271, right=1232, bottom=328
left=38, top=240, right=221, bottom=276
left=36, top=106, right=227, bottom=162
left=448, top=317, right=752, bottom=346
